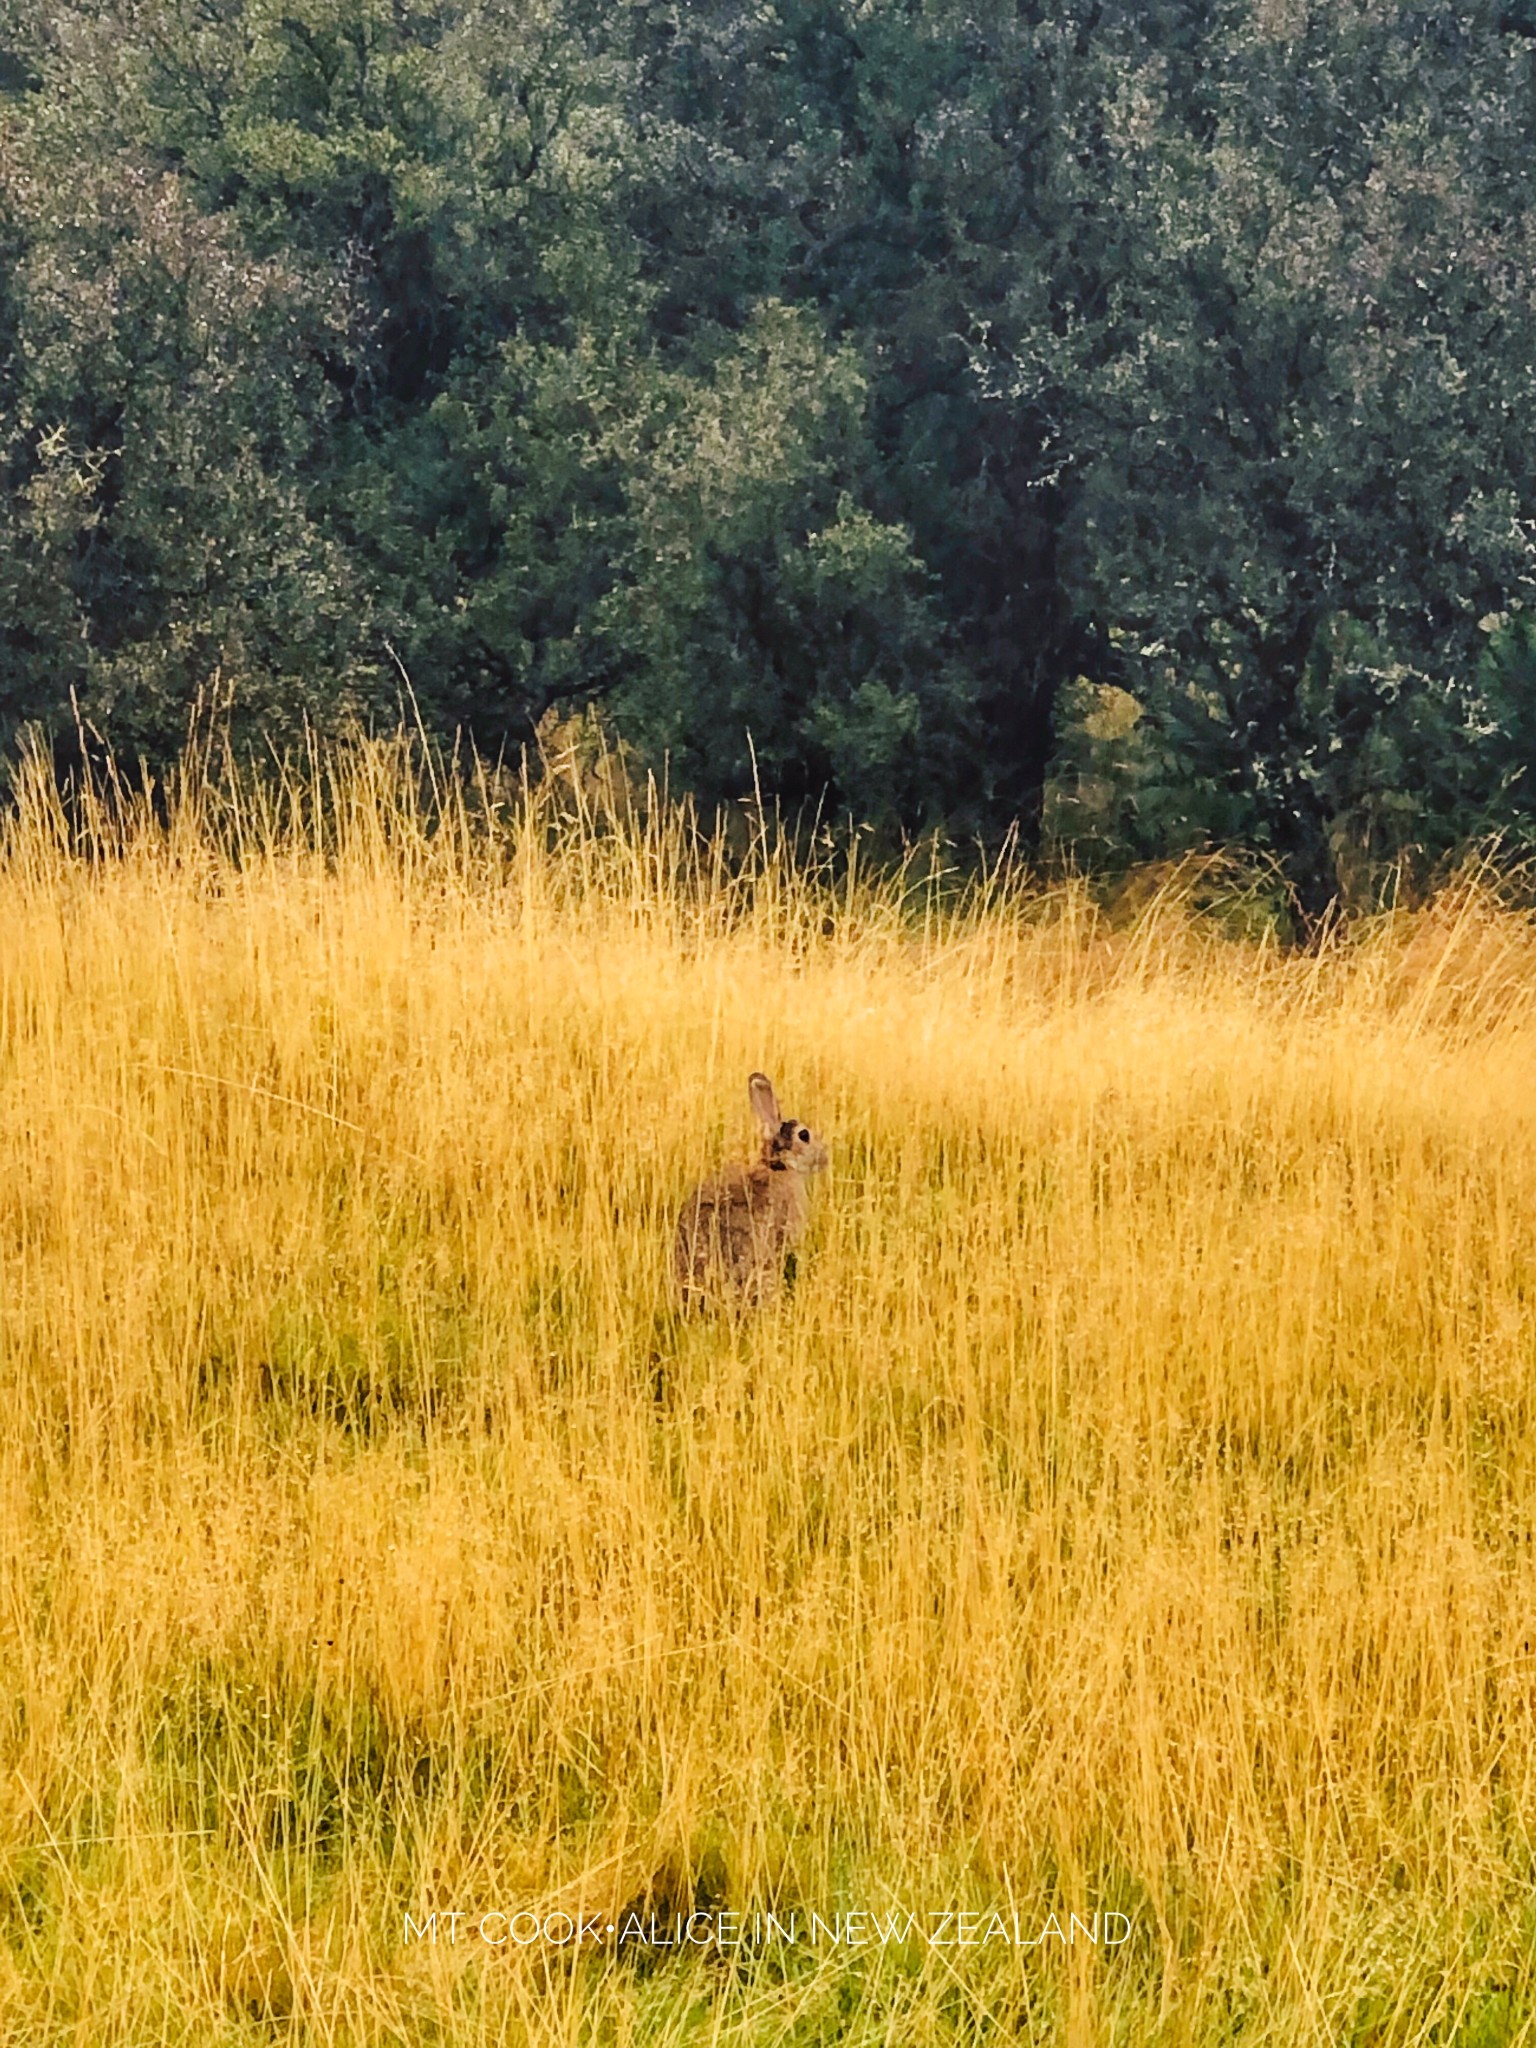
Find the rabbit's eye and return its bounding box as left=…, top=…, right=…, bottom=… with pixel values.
left=798, top=1127, right=810, bottom=1143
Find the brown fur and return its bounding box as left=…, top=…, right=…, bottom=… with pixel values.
left=674, top=1074, right=828, bottom=1308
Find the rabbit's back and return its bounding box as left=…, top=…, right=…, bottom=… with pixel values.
left=674, top=1164, right=798, bottom=1308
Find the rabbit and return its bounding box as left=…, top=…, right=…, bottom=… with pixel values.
left=674, top=1073, right=829, bottom=1308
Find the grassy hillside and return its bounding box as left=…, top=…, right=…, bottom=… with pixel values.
left=2, top=740, right=1535, bottom=2044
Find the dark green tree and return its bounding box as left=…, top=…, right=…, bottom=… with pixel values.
left=4, top=0, right=1536, bottom=900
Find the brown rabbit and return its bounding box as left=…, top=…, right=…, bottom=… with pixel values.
left=674, top=1073, right=828, bottom=1308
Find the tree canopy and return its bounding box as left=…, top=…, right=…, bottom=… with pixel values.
left=2, top=0, right=1535, bottom=913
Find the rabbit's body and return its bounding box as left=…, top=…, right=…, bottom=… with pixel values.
left=674, top=1074, right=827, bottom=1309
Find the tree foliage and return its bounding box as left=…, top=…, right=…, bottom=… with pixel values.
left=2, top=0, right=1535, bottom=908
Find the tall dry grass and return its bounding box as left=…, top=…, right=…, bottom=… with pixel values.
left=3, top=735, right=1536, bottom=2044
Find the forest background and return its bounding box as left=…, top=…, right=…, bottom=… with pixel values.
left=3, top=0, right=1536, bottom=920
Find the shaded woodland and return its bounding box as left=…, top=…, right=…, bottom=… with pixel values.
left=3, top=1, right=1536, bottom=912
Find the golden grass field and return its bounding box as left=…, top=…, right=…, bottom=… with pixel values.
left=3, top=735, right=1536, bottom=2045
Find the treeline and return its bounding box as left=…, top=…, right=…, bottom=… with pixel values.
left=2, top=1, right=1536, bottom=913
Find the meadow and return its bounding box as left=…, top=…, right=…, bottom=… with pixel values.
left=3, top=735, right=1536, bottom=2045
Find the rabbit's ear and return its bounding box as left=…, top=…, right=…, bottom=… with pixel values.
left=748, top=1072, right=781, bottom=1134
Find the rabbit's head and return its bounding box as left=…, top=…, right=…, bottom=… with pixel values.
left=749, top=1072, right=829, bottom=1177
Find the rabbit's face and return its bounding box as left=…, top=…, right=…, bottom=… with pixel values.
left=767, top=1118, right=829, bottom=1177
left=747, top=1074, right=827, bottom=1179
